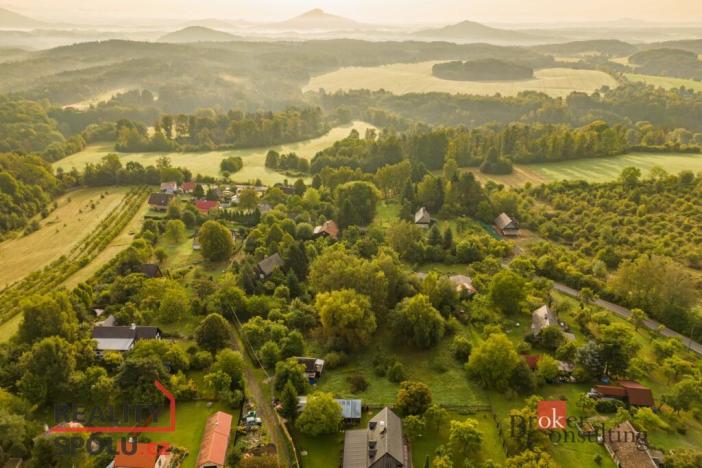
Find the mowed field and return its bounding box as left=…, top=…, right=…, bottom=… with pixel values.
left=55, top=121, right=375, bottom=184
left=0, top=186, right=132, bottom=289
left=304, top=62, right=618, bottom=97
left=465, top=152, right=702, bottom=187
left=624, top=73, right=702, bottom=91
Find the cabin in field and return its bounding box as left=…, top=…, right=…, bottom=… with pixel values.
left=257, top=253, right=284, bottom=278
left=494, top=212, right=519, bottom=236
left=92, top=324, right=161, bottom=353
left=414, top=206, right=432, bottom=227
left=343, top=407, right=408, bottom=468
left=603, top=420, right=658, bottom=468
left=313, top=220, right=340, bottom=240
left=148, top=193, right=174, bottom=211
left=593, top=380, right=654, bottom=407
left=195, top=411, right=233, bottom=468
left=295, top=356, right=325, bottom=383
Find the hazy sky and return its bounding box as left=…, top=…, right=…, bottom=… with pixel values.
left=4, top=0, right=702, bottom=25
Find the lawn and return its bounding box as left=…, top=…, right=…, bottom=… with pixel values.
left=304, top=62, right=618, bottom=98
left=0, top=313, right=21, bottom=343
left=314, top=329, right=488, bottom=408
left=464, top=151, right=702, bottom=187
left=624, top=73, right=702, bottom=92
left=0, top=186, right=133, bottom=289
left=143, top=400, right=237, bottom=468
left=54, top=121, right=375, bottom=184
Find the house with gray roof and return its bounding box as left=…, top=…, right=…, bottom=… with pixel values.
left=257, top=253, right=284, bottom=278
left=91, top=324, right=161, bottom=353
left=414, top=207, right=432, bottom=227
left=494, top=212, right=519, bottom=236
left=343, top=407, right=407, bottom=468
left=531, top=304, right=557, bottom=336
left=297, top=397, right=362, bottom=423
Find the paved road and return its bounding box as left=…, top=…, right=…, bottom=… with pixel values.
left=553, top=282, right=702, bottom=356
left=503, top=244, right=702, bottom=357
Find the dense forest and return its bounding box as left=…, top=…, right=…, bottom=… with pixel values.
left=432, top=59, right=534, bottom=81
left=316, top=83, right=702, bottom=133
left=628, top=48, right=702, bottom=80
left=0, top=153, right=59, bottom=235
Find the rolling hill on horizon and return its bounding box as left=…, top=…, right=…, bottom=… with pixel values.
left=0, top=7, right=48, bottom=29
left=413, top=19, right=555, bottom=43
left=157, top=26, right=240, bottom=43
left=269, top=8, right=366, bottom=31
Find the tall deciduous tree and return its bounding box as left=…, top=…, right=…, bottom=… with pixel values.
left=199, top=220, right=234, bottom=261
left=296, top=392, right=342, bottom=436
left=316, top=289, right=376, bottom=351
left=195, top=313, right=231, bottom=353
left=391, top=294, right=445, bottom=349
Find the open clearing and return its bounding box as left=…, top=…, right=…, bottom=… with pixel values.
left=63, top=87, right=130, bottom=110
left=0, top=186, right=132, bottom=289
left=304, top=62, right=618, bottom=97
left=465, top=151, right=702, bottom=187
left=624, top=73, right=702, bottom=91
left=54, top=121, right=375, bottom=184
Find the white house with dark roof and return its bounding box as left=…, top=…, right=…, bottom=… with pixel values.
left=414, top=207, right=432, bottom=227
left=343, top=407, right=407, bottom=468
left=91, top=324, right=161, bottom=353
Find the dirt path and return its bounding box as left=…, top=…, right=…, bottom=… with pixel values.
left=231, top=326, right=294, bottom=467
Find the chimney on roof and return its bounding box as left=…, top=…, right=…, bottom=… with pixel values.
left=369, top=421, right=377, bottom=430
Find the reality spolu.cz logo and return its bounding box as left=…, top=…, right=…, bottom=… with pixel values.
left=50, top=380, right=175, bottom=457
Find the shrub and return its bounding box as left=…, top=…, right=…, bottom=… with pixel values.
left=388, top=362, right=407, bottom=383
left=347, top=373, right=369, bottom=393
left=451, top=335, right=472, bottom=362
left=323, top=351, right=347, bottom=369
left=191, top=351, right=214, bottom=370
left=595, top=399, right=624, bottom=413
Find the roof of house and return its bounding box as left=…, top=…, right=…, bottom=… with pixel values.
left=92, top=325, right=160, bottom=351
left=194, top=199, right=220, bottom=213
left=531, top=305, right=557, bottom=333
left=180, top=181, right=196, bottom=192
left=449, top=274, right=477, bottom=294
left=258, top=253, right=284, bottom=276
left=604, top=420, right=657, bottom=468
left=415, top=206, right=431, bottom=224
left=96, top=314, right=116, bottom=327
left=495, top=212, right=519, bottom=230
left=524, top=354, right=541, bottom=370
left=595, top=385, right=628, bottom=398
left=114, top=442, right=161, bottom=468
left=258, top=202, right=273, bottom=214
left=196, top=411, right=233, bottom=468
left=337, top=399, right=362, bottom=420
left=313, top=220, right=340, bottom=239
left=619, top=381, right=655, bottom=406
left=557, top=360, right=575, bottom=373
left=147, top=193, right=174, bottom=207
left=295, top=357, right=324, bottom=374
left=343, top=407, right=404, bottom=468
left=139, top=264, right=162, bottom=278
left=160, top=181, right=177, bottom=190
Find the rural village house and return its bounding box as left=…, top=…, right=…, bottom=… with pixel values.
left=139, top=264, right=163, bottom=279
left=603, top=420, right=659, bottom=467
left=257, top=253, right=284, bottom=278
left=297, top=396, right=363, bottom=423
left=494, top=212, right=519, bottom=236
left=313, top=220, right=340, bottom=240
left=295, top=356, right=325, bottom=383
left=593, top=380, right=655, bottom=407
left=343, top=407, right=408, bottom=468
left=180, top=181, right=196, bottom=193
left=110, top=442, right=170, bottom=468
left=147, top=193, right=174, bottom=211
left=159, top=181, right=178, bottom=194
left=196, top=411, right=233, bottom=468
left=194, top=199, right=220, bottom=214
left=414, top=206, right=432, bottom=227
left=91, top=323, right=161, bottom=353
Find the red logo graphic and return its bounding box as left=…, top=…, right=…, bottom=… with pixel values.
left=51, top=380, right=176, bottom=433
left=537, top=400, right=567, bottom=430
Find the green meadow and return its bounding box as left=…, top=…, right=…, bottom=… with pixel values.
left=54, top=121, right=375, bottom=185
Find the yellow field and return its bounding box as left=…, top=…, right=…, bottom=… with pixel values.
left=624, top=73, right=702, bottom=92
left=304, top=62, right=618, bottom=97
left=0, top=186, right=132, bottom=289
left=54, top=121, right=375, bottom=183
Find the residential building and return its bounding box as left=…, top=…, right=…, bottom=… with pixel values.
left=257, top=253, right=284, bottom=278
left=313, top=220, right=340, bottom=240
left=194, top=199, right=220, bottom=214
left=160, top=182, right=178, bottom=194
left=593, top=381, right=654, bottom=407
left=181, top=181, right=197, bottom=193
left=531, top=305, right=557, bottom=336
left=295, top=356, right=325, bottom=383
left=343, top=407, right=408, bottom=468
left=112, top=442, right=169, bottom=468
left=448, top=274, right=477, bottom=297
left=603, top=420, right=657, bottom=468
left=91, top=324, right=161, bottom=352
left=298, top=397, right=362, bottom=423
left=139, top=264, right=163, bottom=279
left=414, top=207, right=431, bottom=227
left=494, top=213, right=519, bottom=236
left=147, top=193, right=174, bottom=211
left=196, top=411, right=233, bottom=468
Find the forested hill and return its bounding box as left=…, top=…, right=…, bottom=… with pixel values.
left=0, top=39, right=553, bottom=111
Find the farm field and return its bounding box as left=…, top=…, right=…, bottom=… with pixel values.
left=304, top=62, right=618, bottom=97
left=0, top=186, right=133, bottom=289
left=62, top=195, right=149, bottom=289
left=624, top=73, right=702, bottom=91
left=54, top=121, right=375, bottom=184
left=465, top=151, right=702, bottom=187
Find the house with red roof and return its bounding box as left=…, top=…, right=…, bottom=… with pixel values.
left=594, top=380, right=654, bottom=407
left=113, top=442, right=169, bottom=468
left=194, top=199, right=220, bottom=214
left=196, top=411, right=233, bottom=468
left=181, top=181, right=197, bottom=193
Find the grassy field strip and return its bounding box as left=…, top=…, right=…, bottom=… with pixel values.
left=304, top=62, right=618, bottom=98
left=463, top=151, right=702, bottom=187
left=624, top=73, right=702, bottom=91
left=54, top=121, right=376, bottom=183
left=63, top=195, right=149, bottom=289
left=0, top=187, right=133, bottom=288
left=0, top=187, right=149, bottom=325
